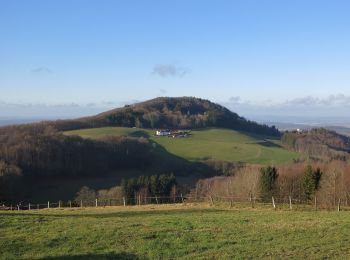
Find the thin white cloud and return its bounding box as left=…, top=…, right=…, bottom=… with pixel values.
left=152, top=64, right=190, bottom=77
left=284, top=94, right=350, bottom=106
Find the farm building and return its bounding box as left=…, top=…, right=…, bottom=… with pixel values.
left=155, top=130, right=171, bottom=136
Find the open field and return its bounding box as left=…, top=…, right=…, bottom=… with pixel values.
left=65, top=127, right=301, bottom=164
left=1, top=204, right=350, bottom=259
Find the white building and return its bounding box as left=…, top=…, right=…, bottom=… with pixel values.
left=155, top=130, right=171, bottom=136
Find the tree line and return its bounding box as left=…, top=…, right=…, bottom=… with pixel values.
left=73, top=174, right=177, bottom=206
left=121, top=174, right=177, bottom=204
left=190, top=161, right=350, bottom=207
left=0, top=124, right=153, bottom=202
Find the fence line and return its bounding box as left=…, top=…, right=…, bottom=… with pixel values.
left=1, top=194, right=350, bottom=211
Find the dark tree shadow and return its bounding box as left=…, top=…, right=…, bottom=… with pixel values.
left=128, top=131, right=149, bottom=138
left=43, top=252, right=142, bottom=260
left=256, top=140, right=282, bottom=148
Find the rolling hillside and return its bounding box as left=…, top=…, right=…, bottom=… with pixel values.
left=49, top=97, right=280, bottom=136
left=65, top=127, right=300, bottom=164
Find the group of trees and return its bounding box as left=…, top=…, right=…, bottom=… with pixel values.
left=0, top=124, right=153, bottom=202
left=190, top=162, right=344, bottom=206
left=121, top=174, right=177, bottom=204
left=73, top=174, right=178, bottom=206
left=259, top=165, right=322, bottom=202
left=281, top=129, right=350, bottom=160
left=75, top=97, right=280, bottom=136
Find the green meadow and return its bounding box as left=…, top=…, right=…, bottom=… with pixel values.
left=65, top=127, right=300, bottom=165
left=1, top=204, right=349, bottom=259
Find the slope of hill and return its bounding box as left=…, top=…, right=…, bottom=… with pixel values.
left=50, top=97, right=280, bottom=136
left=0, top=97, right=284, bottom=202
left=281, top=128, right=350, bottom=160
left=65, top=127, right=300, bottom=165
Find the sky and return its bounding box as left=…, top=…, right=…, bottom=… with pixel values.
left=1, top=0, right=350, bottom=120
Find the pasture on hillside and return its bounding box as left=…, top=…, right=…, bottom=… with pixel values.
left=65, top=127, right=300, bottom=164
left=1, top=204, right=350, bottom=259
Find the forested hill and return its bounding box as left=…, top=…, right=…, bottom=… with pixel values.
left=56, top=97, right=280, bottom=136
left=282, top=128, right=350, bottom=159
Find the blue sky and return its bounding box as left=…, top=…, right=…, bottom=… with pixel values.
left=1, top=0, right=350, bottom=119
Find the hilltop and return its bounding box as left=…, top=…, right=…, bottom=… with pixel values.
left=45, top=97, right=280, bottom=136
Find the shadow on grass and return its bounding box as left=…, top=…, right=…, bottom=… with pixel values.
left=256, top=140, right=282, bottom=148
left=0, top=208, right=226, bottom=219
left=128, top=130, right=150, bottom=138
left=42, top=252, right=142, bottom=260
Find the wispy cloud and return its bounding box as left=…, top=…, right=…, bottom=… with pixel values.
left=31, top=67, right=52, bottom=74
left=222, top=93, right=350, bottom=118
left=284, top=94, right=350, bottom=106
left=152, top=64, right=190, bottom=77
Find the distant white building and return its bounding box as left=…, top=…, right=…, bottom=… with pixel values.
left=156, top=130, right=171, bottom=136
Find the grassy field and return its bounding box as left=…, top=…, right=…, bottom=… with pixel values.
left=1, top=204, right=350, bottom=259
left=65, top=127, right=301, bottom=164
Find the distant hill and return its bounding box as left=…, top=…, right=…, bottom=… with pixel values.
left=281, top=128, right=350, bottom=160
left=58, top=97, right=279, bottom=136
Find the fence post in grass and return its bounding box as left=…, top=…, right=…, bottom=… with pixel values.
left=314, top=196, right=317, bottom=211
left=272, top=196, right=276, bottom=209
left=17, top=205, right=20, bottom=211
left=48, top=201, right=50, bottom=209
left=289, top=196, right=292, bottom=210
left=28, top=203, right=31, bottom=210
left=123, top=197, right=126, bottom=207
left=155, top=195, right=159, bottom=204
left=180, top=193, right=184, bottom=204
left=37, top=204, right=39, bottom=210
left=338, top=198, right=341, bottom=212
left=95, top=199, right=98, bottom=207
left=230, top=199, right=233, bottom=208
left=69, top=200, right=72, bottom=208
left=59, top=200, right=61, bottom=208
left=80, top=200, right=83, bottom=208
left=209, top=195, right=214, bottom=206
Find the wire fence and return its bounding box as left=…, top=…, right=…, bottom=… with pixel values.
left=1, top=194, right=349, bottom=211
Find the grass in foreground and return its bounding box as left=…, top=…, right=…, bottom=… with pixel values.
left=65, top=127, right=301, bottom=164
left=1, top=204, right=350, bottom=259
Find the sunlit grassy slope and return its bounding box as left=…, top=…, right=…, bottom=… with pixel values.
left=1, top=204, right=350, bottom=259
left=65, top=127, right=300, bottom=164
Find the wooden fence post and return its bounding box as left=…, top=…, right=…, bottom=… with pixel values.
left=48, top=201, right=50, bottom=209
left=28, top=203, right=31, bottom=210
left=59, top=200, right=61, bottom=208
left=209, top=195, right=214, bottom=205
left=180, top=193, right=184, bottom=203
left=17, top=205, right=20, bottom=211
left=314, top=196, right=317, bottom=211
left=69, top=200, right=72, bottom=208
left=230, top=199, right=233, bottom=208
left=95, top=199, right=98, bottom=207
left=80, top=200, right=83, bottom=208
left=123, top=197, right=126, bottom=207
left=250, top=194, right=254, bottom=208
left=155, top=196, right=159, bottom=204
left=289, top=196, right=292, bottom=210
left=338, top=198, right=341, bottom=212
left=272, top=196, right=276, bottom=209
